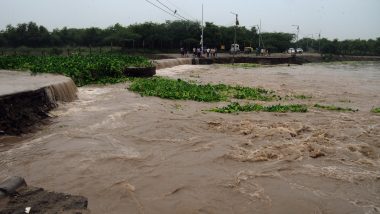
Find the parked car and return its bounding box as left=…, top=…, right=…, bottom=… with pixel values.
left=296, top=48, right=304, bottom=54
left=230, top=44, right=240, bottom=54
left=287, top=48, right=295, bottom=54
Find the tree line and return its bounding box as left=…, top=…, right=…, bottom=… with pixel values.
left=297, top=37, right=380, bottom=56
left=0, top=21, right=379, bottom=55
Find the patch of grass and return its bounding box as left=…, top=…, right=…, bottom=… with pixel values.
left=93, top=76, right=132, bottom=85
left=172, top=103, right=183, bottom=110
left=189, top=74, right=200, bottom=78
left=128, top=77, right=276, bottom=102
left=209, top=102, right=308, bottom=113
left=371, top=107, right=380, bottom=113
left=314, top=104, right=358, bottom=112
left=338, top=99, right=352, bottom=103
left=225, top=63, right=260, bottom=69
left=292, top=94, right=312, bottom=99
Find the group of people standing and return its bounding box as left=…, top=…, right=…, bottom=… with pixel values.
left=205, top=48, right=218, bottom=58
left=180, top=47, right=218, bottom=58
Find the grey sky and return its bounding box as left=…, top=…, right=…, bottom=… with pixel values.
left=1, top=0, right=379, bottom=40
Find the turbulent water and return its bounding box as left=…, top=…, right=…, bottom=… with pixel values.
left=1, top=62, right=380, bottom=214
left=0, top=70, right=77, bottom=102
left=154, top=58, right=192, bottom=69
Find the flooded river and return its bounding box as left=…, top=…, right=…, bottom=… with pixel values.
left=1, top=62, right=380, bottom=213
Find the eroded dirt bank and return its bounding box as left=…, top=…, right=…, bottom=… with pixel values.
left=1, top=62, right=379, bottom=214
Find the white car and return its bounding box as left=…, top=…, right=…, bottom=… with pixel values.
left=296, top=48, right=304, bottom=54
left=287, top=48, right=295, bottom=54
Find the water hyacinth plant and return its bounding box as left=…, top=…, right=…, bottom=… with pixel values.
left=209, top=102, right=308, bottom=113
left=0, top=54, right=152, bottom=86
left=128, top=77, right=277, bottom=102
left=314, top=104, right=358, bottom=112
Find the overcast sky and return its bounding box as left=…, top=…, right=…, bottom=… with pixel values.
left=1, top=0, right=379, bottom=40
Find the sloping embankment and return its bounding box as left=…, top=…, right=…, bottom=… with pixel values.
left=0, top=70, right=77, bottom=135
left=153, top=58, right=193, bottom=69
left=153, top=55, right=380, bottom=69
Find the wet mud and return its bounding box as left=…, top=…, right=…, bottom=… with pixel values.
left=1, top=62, right=380, bottom=213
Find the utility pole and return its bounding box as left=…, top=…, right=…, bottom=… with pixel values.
left=305, top=34, right=314, bottom=51
left=318, top=31, right=321, bottom=54
left=259, top=20, right=262, bottom=48
left=292, top=25, right=300, bottom=47
left=201, top=4, right=204, bottom=52
left=257, top=25, right=260, bottom=48
left=231, top=12, right=238, bottom=64
left=253, top=23, right=262, bottom=49
left=310, top=34, right=314, bottom=49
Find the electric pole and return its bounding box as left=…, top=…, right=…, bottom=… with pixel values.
left=201, top=4, right=204, bottom=52
left=253, top=23, right=262, bottom=49
left=318, top=31, right=321, bottom=54
left=259, top=20, right=262, bottom=48
left=292, top=25, right=300, bottom=47
left=231, top=12, right=238, bottom=64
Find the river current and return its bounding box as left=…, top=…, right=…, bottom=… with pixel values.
left=1, top=62, right=380, bottom=213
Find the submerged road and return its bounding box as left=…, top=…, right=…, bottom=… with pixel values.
left=0, top=70, right=74, bottom=96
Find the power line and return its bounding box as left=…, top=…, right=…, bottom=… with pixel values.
left=144, top=0, right=187, bottom=21
left=145, top=0, right=185, bottom=20
left=155, top=0, right=191, bottom=21
left=163, top=0, right=197, bottom=20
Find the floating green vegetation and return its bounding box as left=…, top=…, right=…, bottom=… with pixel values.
left=225, top=63, right=260, bottom=69
left=314, top=104, right=358, bottom=112
left=0, top=54, right=152, bottom=86
left=128, top=77, right=276, bottom=102
left=209, top=102, right=308, bottom=113
left=172, top=103, right=183, bottom=110
left=292, top=94, right=312, bottom=99
left=338, top=99, right=352, bottom=103
left=371, top=107, right=380, bottom=113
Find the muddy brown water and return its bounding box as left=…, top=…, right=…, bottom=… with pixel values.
left=1, top=62, right=380, bottom=214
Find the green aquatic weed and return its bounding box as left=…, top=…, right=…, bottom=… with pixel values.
left=209, top=102, right=308, bottom=113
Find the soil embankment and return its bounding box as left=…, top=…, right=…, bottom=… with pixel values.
left=0, top=70, right=77, bottom=135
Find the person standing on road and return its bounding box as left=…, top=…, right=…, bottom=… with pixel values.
left=180, top=47, right=184, bottom=57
